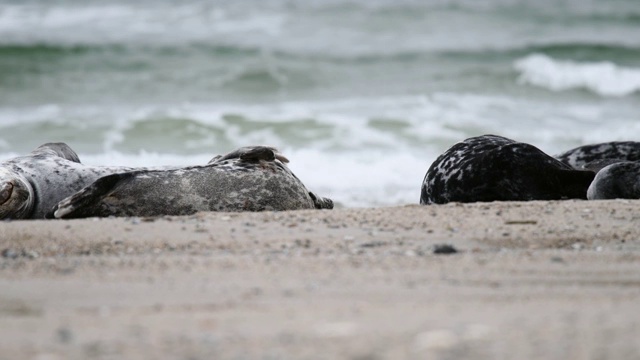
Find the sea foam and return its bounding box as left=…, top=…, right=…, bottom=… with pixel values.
left=515, top=53, right=640, bottom=97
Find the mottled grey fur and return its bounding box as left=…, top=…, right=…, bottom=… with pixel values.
left=53, top=146, right=333, bottom=218
left=0, top=143, right=140, bottom=219
left=555, top=141, right=640, bottom=169
left=587, top=162, right=640, bottom=200
left=420, top=135, right=595, bottom=204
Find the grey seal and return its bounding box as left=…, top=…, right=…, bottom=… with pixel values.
left=555, top=141, right=640, bottom=170
left=0, top=143, right=141, bottom=219
left=587, top=161, right=640, bottom=200
left=52, top=146, right=333, bottom=218
left=420, top=135, right=596, bottom=204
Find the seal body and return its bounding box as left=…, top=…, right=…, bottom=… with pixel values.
left=420, top=135, right=596, bottom=204
left=53, top=146, right=333, bottom=218
left=0, top=143, right=139, bottom=219
left=555, top=141, right=640, bottom=170
left=587, top=161, right=640, bottom=200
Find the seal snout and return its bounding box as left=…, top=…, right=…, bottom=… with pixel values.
left=0, top=182, right=13, bottom=205
left=0, top=172, right=35, bottom=219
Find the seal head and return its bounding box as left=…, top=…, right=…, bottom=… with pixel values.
left=0, top=167, right=34, bottom=219
left=587, top=161, right=640, bottom=200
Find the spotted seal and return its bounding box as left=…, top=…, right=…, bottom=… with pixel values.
left=52, top=146, right=333, bottom=218
left=587, top=161, right=640, bottom=200
left=555, top=141, right=640, bottom=170
left=420, top=135, right=596, bottom=204
left=0, top=143, right=142, bottom=219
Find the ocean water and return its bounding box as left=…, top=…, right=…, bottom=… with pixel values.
left=1, top=0, right=639, bottom=207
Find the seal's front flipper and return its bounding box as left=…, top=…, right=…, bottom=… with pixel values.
left=50, top=172, right=134, bottom=219
left=207, top=155, right=222, bottom=165
left=210, top=146, right=289, bottom=164
left=239, top=147, right=277, bottom=162
left=309, top=192, right=334, bottom=209
left=33, top=143, right=81, bottom=163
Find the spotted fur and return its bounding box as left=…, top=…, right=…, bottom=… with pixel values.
left=53, top=146, right=333, bottom=218
left=0, top=143, right=140, bottom=219
left=420, top=135, right=596, bottom=204
left=555, top=141, right=640, bottom=170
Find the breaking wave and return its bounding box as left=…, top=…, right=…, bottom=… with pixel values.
left=515, top=53, right=640, bottom=97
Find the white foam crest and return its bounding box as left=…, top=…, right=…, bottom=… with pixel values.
left=515, top=54, right=640, bottom=97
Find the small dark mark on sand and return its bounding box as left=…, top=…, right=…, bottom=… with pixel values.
left=359, top=241, right=387, bottom=248
left=1, top=248, right=19, bottom=259
left=505, top=220, right=538, bottom=225
left=433, top=244, right=458, bottom=254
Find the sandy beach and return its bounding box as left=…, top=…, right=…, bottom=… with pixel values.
left=1, top=200, right=640, bottom=359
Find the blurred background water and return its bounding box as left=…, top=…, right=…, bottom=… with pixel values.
left=1, top=0, right=639, bottom=206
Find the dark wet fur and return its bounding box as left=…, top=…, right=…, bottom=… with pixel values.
left=421, top=135, right=595, bottom=204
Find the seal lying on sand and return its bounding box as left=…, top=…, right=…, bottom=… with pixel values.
left=555, top=141, right=640, bottom=170
left=0, top=143, right=142, bottom=219
left=52, top=146, right=333, bottom=218
left=587, top=161, right=640, bottom=200
left=420, top=135, right=596, bottom=204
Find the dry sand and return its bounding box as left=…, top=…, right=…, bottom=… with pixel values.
left=1, top=200, right=640, bottom=359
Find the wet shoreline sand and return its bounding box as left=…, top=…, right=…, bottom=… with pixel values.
left=2, top=200, right=640, bottom=359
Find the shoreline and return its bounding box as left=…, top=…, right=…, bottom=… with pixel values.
left=2, top=200, right=640, bottom=359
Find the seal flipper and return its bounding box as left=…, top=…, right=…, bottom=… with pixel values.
left=50, top=172, right=134, bottom=219
left=309, top=192, right=334, bottom=209
left=33, top=143, right=81, bottom=163
left=209, top=146, right=289, bottom=164
left=239, top=147, right=276, bottom=162
left=207, top=155, right=222, bottom=165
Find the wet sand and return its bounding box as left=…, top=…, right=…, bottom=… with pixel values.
left=1, top=200, right=640, bottom=359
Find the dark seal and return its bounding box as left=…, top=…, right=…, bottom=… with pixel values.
left=420, top=135, right=596, bottom=204
left=52, top=146, right=333, bottom=218
left=587, top=161, right=640, bottom=200
left=0, top=143, right=141, bottom=219
left=555, top=141, right=640, bottom=170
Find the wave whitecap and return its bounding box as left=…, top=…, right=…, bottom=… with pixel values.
left=514, top=54, right=640, bottom=97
